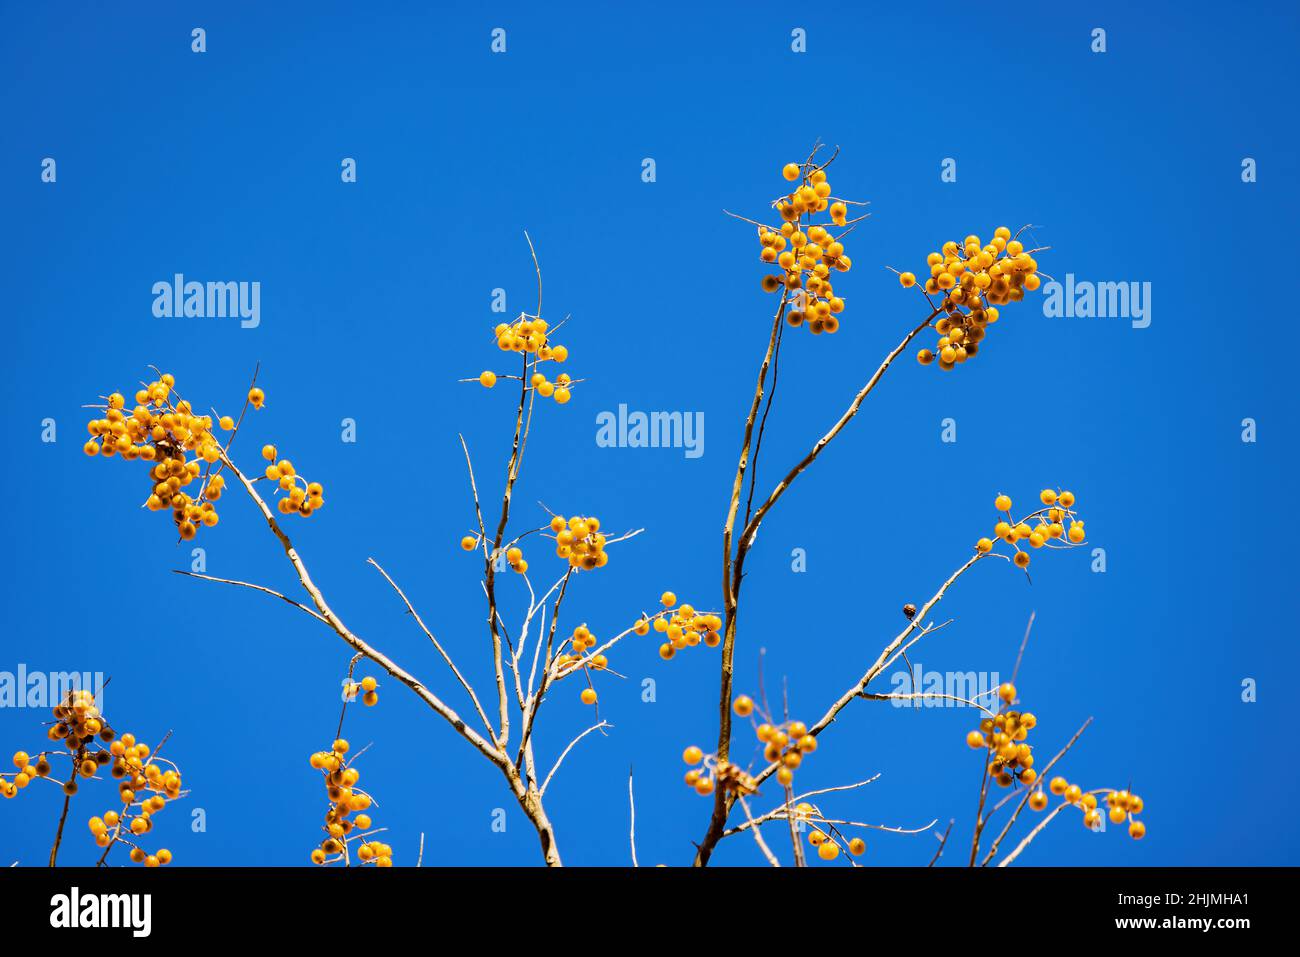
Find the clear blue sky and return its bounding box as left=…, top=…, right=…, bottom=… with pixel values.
left=2, top=1, right=1296, bottom=866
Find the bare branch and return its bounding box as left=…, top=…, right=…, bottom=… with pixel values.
left=539, top=720, right=610, bottom=797
left=174, top=570, right=328, bottom=624
left=210, top=448, right=509, bottom=769
left=628, top=766, right=638, bottom=867
left=928, top=819, right=955, bottom=867
left=997, top=801, right=1068, bottom=866
left=367, top=557, right=496, bottom=742
left=737, top=796, right=781, bottom=866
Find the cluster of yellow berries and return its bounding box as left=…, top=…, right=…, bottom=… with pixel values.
left=307, top=738, right=391, bottom=866
left=261, top=444, right=326, bottom=518
left=965, top=686, right=1149, bottom=843
left=965, top=684, right=1041, bottom=788
left=555, top=625, right=609, bottom=705
left=634, top=592, right=723, bottom=661
left=84, top=375, right=294, bottom=540
left=975, top=489, right=1087, bottom=571
left=84, top=375, right=229, bottom=540
left=806, top=817, right=867, bottom=863
left=900, top=228, right=1043, bottom=370
left=344, top=675, right=381, bottom=708
left=1038, top=778, right=1147, bottom=839
left=478, top=316, right=574, bottom=404
left=548, top=514, right=609, bottom=571
left=756, top=162, right=855, bottom=335
left=459, top=535, right=533, bottom=575
left=3, top=690, right=183, bottom=865
left=681, top=745, right=757, bottom=798
left=739, top=696, right=819, bottom=788
left=682, top=694, right=820, bottom=796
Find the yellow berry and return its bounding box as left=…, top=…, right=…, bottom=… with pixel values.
left=479, top=371, right=497, bottom=388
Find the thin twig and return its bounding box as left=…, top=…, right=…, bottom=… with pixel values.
left=737, top=796, right=780, bottom=866
left=367, top=557, right=496, bottom=741
left=928, top=819, right=955, bottom=867
left=539, top=721, right=610, bottom=797
left=174, top=571, right=328, bottom=624
left=628, top=766, right=639, bottom=867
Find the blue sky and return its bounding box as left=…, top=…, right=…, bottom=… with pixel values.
left=1, top=0, right=1297, bottom=866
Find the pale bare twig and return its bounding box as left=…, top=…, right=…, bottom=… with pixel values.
left=367, top=557, right=496, bottom=741
left=628, top=766, right=638, bottom=867
left=173, top=571, right=328, bottom=624
left=539, top=721, right=610, bottom=797
left=212, top=448, right=507, bottom=768
left=997, top=802, right=1068, bottom=866
left=736, top=796, right=780, bottom=866
left=928, top=819, right=955, bottom=867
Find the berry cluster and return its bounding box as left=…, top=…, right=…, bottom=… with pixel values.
left=901, top=228, right=1044, bottom=370
left=966, top=687, right=1149, bottom=843
left=3, top=690, right=184, bottom=865
left=745, top=697, right=819, bottom=789
left=83, top=374, right=229, bottom=540
left=555, top=624, right=609, bottom=705
left=965, top=683, right=1041, bottom=788
left=84, top=375, right=315, bottom=540
left=642, top=591, right=723, bottom=661
left=479, top=317, right=574, bottom=404
left=806, top=819, right=867, bottom=863
left=343, top=675, right=381, bottom=708
left=1039, top=777, right=1147, bottom=839
left=548, top=514, right=609, bottom=571
left=261, top=444, right=327, bottom=518
left=755, top=160, right=858, bottom=335
left=683, top=695, right=819, bottom=797
left=307, top=738, right=391, bottom=866
left=459, top=535, right=533, bottom=575
left=681, top=745, right=757, bottom=798
left=975, top=489, right=1087, bottom=572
